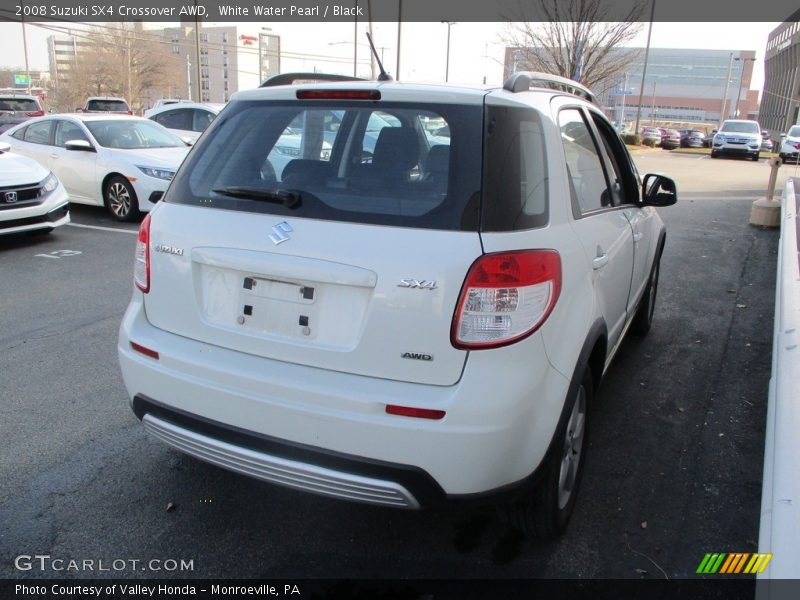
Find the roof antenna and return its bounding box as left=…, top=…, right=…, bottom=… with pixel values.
left=366, top=32, right=392, bottom=81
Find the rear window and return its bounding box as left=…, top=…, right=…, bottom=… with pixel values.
left=86, top=99, right=129, bottom=112
left=789, top=126, right=800, bottom=137
left=0, top=97, right=39, bottom=112
left=165, top=100, right=483, bottom=231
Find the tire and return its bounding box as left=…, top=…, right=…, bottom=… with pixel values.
left=631, top=247, right=661, bottom=336
left=710, top=151, right=718, bottom=158
left=503, top=368, right=592, bottom=539
left=751, top=153, right=760, bottom=162
left=104, top=175, right=140, bottom=222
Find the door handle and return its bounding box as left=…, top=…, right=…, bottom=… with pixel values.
left=592, top=247, right=609, bottom=270
left=633, top=231, right=643, bottom=243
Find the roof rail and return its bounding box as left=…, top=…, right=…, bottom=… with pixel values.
left=260, top=72, right=366, bottom=88
left=503, top=71, right=596, bottom=104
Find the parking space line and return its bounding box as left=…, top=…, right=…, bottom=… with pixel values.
left=67, top=223, right=138, bottom=235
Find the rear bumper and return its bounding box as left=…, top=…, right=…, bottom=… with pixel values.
left=118, top=294, right=571, bottom=505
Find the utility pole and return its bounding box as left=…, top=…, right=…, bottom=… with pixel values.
left=353, top=0, right=358, bottom=77
left=396, top=0, right=402, bottom=80
left=194, top=2, right=202, bottom=102
left=442, top=22, right=456, bottom=83
left=619, top=72, right=628, bottom=127
left=719, top=52, right=734, bottom=127
left=650, top=81, right=657, bottom=126
left=20, top=2, right=32, bottom=95
left=634, top=0, right=656, bottom=136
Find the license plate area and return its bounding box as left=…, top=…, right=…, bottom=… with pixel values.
left=239, top=275, right=319, bottom=340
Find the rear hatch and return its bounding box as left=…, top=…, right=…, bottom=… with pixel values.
left=0, top=97, right=41, bottom=133
left=143, top=88, right=487, bottom=386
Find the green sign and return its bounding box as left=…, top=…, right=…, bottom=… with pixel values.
left=14, top=74, right=30, bottom=86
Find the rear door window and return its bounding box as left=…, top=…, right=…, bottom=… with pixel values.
left=166, top=100, right=482, bottom=231
left=155, top=108, right=192, bottom=130
left=55, top=120, right=90, bottom=147
left=23, top=120, right=53, bottom=145
left=557, top=108, right=610, bottom=214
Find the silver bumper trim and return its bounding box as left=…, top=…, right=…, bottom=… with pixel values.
left=142, top=414, right=420, bottom=509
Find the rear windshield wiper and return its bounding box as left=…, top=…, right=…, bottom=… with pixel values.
left=212, top=186, right=301, bottom=209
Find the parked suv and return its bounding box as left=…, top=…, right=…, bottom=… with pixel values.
left=778, top=125, right=800, bottom=164
left=711, top=119, right=762, bottom=161
left=118, top=72, right=677, bottom=537
left=0, top=94, right=44, bottom=134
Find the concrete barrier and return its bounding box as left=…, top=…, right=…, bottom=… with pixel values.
left=757, top=177, right=800, bottom=590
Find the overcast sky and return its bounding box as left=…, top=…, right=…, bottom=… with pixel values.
left=0, top=21, right=780, bottom=92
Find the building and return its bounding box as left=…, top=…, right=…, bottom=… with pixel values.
left=505, top=47, right=759, bottom=127
left=760, top=21, right=800, bottom=138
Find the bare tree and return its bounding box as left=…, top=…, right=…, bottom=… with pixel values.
left=501, top=0, right=644, bottom=97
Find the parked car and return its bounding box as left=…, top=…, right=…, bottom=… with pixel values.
left=779, top=124, right=800, bottom=164
left=118, top=71, right=676, bottom=539
left=703, top=129, right=717, bottom=148
left=679, top=129, right=705, bottom=148
left=81, top=97, right=132, bottom=115
left=660, top=128, right=681, bottom=150
left=0, top=114, right=190, bottom=221
left=145, top=102, right=225, bottom=143
left=0, top=94, right=45, bottom=134
left=711, top=119, right=762, bottom=161
left=640, top=126, right=662, bottom=145
left=0, top=141, right=69, bottom=235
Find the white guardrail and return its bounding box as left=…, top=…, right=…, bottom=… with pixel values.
left=757, top=177, right=800, bottom=590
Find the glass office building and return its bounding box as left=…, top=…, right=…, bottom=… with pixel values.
left=760, top=21, right=800, bottom=139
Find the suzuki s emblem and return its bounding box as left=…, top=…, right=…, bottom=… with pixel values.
left=270, top=221, right=293, bottom=245
left=4, top=191, right=17, bottom=203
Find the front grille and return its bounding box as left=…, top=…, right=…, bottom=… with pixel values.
left=0, top=181, right=45, bottom=211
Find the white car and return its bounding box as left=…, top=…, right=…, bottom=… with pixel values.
left=778, top=124, right=800, bottom=164
left=0, top=114, right=190, bottom=221
left=118, top=72, right=676, bottom=538
left=0, top=142, right=69, bottom=235
left=711, top=119, right=762, bottom=161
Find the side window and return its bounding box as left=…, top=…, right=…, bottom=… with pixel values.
left=155, top=109, right=192, bottom=130
left=23, top=120, right=53, bottom=145
left=557, top=108, right=609, bottom=214
left=589, top=112, right=639, bottom=205
left=55, top=121, right=89, bottom=147
left=11, top=126, right=27, bottom=140
left=192, top=109, right=215, bottom=132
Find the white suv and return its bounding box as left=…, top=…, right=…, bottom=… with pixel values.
left=711, top=119, right=763, bottom=161
left=118, top=72, right=677, bottom=537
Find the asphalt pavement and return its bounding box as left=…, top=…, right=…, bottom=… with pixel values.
left=0, top=154, right=784, bottom=581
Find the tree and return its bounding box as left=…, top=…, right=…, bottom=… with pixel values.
left=501, top=0, right=644, bottom=97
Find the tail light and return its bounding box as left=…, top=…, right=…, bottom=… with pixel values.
left=26, top=110, right=45, bottom=117
left=134, top=213, right=151, bottom=293
left=452, top=250, right=561, bottom=349
left=127, top=110, right=133, bottom=115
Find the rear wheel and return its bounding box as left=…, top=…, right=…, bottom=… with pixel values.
left=631, top=247, right=661, bottom=336
left=104, top=176, right=140, bottom=222
left=503, top=368, right=592, bottom=539
left=710, top=150, right=718, bottom=158
left=751, top=152, right=760, bottom=162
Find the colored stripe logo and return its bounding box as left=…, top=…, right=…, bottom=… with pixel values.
left=697, top=553, right=773, bottom=574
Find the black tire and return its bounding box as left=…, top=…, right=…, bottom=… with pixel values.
left=631, top=247, right=662, bottom=336
left=503, top=368, right=592, bottom=539
left=104, top=175, right=140, bottom=222
left=710, top=151, right=718, bottom=158
left=751, top=153, right=760, bottom=162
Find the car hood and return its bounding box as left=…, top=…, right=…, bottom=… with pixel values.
left=104, top=146, right=190, bottom=168
left=0, top=152, right=48, bottom=186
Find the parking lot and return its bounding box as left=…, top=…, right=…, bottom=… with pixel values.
left=0, top=152, right=796, bottom=580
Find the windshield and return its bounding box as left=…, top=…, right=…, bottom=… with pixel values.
left=720, top=122, right=760, bottom=134
left=165, top=100, right=483, bottom=231
left=788, top=126, right=800, bottom=138
left=85, top=120, right=185, bottom=149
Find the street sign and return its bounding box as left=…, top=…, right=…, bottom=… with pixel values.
left=13, top=74, right=30, bottom=86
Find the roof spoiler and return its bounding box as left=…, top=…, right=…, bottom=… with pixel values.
left=260, top=73, right=366, bottom=88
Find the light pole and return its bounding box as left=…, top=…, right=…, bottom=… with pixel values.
left=634, top=0, right=656, bottom=136
left=442, top=21, right=456, bottom=82
left=718, top=52, right=734, bottom=128
left=733, top=57, right=756, bottom=119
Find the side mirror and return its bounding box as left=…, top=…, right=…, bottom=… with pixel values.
left=642, top=173, right=677, bottom=207
left=181, top=136, right=194, bottom=146
left=64, top=139, right=96, bottom=152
